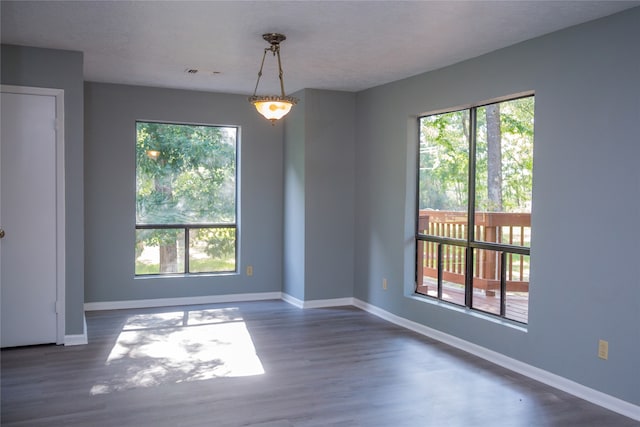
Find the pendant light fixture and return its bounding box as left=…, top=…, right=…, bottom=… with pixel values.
left=249, top=33, right=298, bottom=124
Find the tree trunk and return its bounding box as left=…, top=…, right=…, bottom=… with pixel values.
left=156, top=174, right=178, bottom=272
left=160, top=243, right=178, bottom=273
left=486, top=104, right=502, bottom=211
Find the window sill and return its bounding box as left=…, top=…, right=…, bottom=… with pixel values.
left=134, top=271, right=238, bottom=280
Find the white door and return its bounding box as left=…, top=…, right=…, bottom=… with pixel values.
left=1, top=86, right=64, bottom=347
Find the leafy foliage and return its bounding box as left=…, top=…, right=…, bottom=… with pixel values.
left=476, top=97, right=534, bottom=212
left=192, top=227, right=236, bottom=260
left=419, top=110, right=469, bottom=211
left=136, top=122, right=236, bottom=224
left=419, top=97, right=534, bottom=214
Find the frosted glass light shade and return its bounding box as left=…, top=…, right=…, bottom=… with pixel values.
left=249, top=95, right=298, bottom=124
left=253, top=100, right=293, bottom=121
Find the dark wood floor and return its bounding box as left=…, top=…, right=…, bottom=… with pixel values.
left=1, top=300, right=637, bottom=426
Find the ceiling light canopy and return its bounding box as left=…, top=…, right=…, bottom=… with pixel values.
left=249, top=33, right=298, bottom=124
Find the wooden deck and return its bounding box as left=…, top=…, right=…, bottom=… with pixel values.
left=417, top=210, right=531, bottom=297
left=418, top=278, right=529, bottom=324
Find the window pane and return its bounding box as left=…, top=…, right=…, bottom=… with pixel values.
left=475, top=97, right=534, bottom=247
left=419, top=110, right=469, bottom=239
left=135, top=229, right=185, bottom=275
left=416, top=239, right=437, bottom=296
left=472, top=248, right=501, bottom=316
left=505, top=254, right=530, bottom=323
left=440, top=244, right=466, bottom=306
left=189, top=228, right=236, bottom=273
left=136, top=123, right=237, bottom=225
left=470, top=249, right=530, bottom=323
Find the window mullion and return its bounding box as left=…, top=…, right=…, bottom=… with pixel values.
left=465, top=107, right=477, bottom=308
left=437, top=243, right=443, bottom=299
left=500, top=251, right=507, bottom=317
left=185, top=227, right=190, bottom=274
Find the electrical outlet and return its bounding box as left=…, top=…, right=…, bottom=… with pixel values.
left=246, top=265, right=253, bottom=276
left=382, top=278, right=388, bottom=290
left=598, top=339, right=608, bottom=360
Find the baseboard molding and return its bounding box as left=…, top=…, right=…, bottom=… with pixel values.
left=281, top=293, right=304, bottom=308
left=352, top=298, right=640, bottom=422
left=64, top=314, right=88, bottom=346
left=281, top=294, right=354, bottom=309
left=84, top=292, right=283, bottom=311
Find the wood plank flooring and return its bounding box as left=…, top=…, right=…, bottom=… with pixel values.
left=1, top=300, right=637, bottom=426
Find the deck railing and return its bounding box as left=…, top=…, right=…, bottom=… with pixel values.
left=417, top=210, right=530, bottom=295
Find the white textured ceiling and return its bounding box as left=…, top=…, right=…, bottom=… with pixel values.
left=2, top=1, right=638, bottom=96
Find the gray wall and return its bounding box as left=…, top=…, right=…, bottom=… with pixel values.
left=84, top=82, right=283, bottom=302
left=283, top=91, right=306, bottom=299
left=284, top=89, right=356, bottom=301
left=303, top=89, right=355, bottom=300
left=354, top=8, right=640, bottom=405
left=1, top=44, right=85, bottom=335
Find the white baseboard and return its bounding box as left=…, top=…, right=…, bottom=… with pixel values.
left=64, top=314, right=88, bottom=346
left=281, top=293, right=304, bottom=308
left=84, top=292, right=283, bottom=311
left=281, top=294, right=354, bottom=309
left=352, top=298, right=640, bottom=422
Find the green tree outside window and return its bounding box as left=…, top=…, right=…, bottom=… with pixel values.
left=135, top=122, right=237, bottom=275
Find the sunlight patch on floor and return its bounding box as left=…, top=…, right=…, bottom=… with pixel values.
left=90, top=308, right=264, bottom=395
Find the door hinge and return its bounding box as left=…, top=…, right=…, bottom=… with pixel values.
left=55, top=301, right=61, bottom=314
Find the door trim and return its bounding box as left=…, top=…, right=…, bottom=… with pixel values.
left=1, top=85, right=66, bottom=345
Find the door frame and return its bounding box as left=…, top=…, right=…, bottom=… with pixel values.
left=1, top=85, right=66, bottom=344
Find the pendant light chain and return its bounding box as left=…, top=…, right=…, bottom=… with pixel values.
left=248, top=33, right=298, bottom=123
left=251, top=48, right=269, bottom=97
left=275, top=48, right=287, bottom=98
